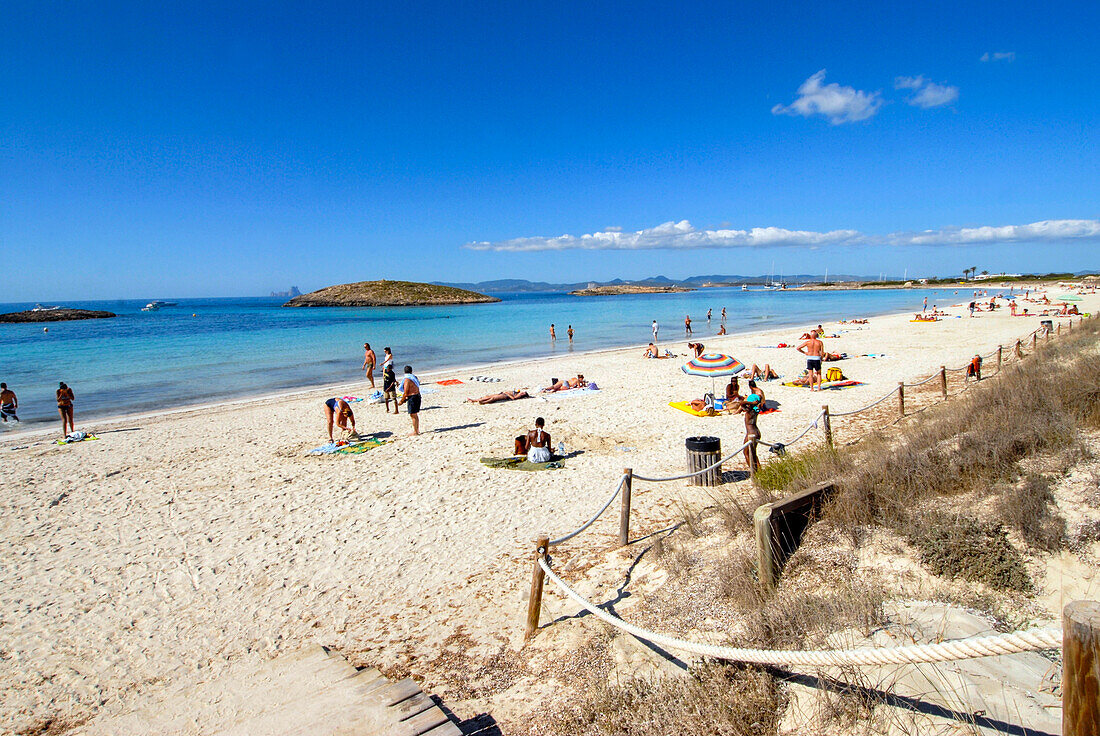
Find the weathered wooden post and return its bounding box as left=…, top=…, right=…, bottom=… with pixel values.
left=1058, top=322, right=1063, bottom=336
left=821, top=405, right=832, bottom=448
left=1016, top=339, right=1023, bottom=359
left=524, top=536, right=550, bottom=640
left=939, top=366, right=947, bottom=400
left=997, top=345, right=1003, bottom=372
left=1033, top=331, right=1039, bottom=349
left=618, top=469, right=633, bottom=547
left=1063, top=600, right=1100, bottom=735
left=897, top=382, right=905, bottom=418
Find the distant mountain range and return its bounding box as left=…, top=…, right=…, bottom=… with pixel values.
left=434, top=274, right=868, bottom=293
left=436, top=270, right=1098, bottom=293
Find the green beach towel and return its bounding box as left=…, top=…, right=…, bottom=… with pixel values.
left=480, top=456, right=565, bottom=471
left=334, top=437, right=388, bottom=454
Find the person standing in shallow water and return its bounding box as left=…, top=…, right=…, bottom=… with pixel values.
left=567, top=325, right=574, bottom=344
left=684, top=314, right=692, bottom=336
left=549, top=324, right=556, bottom=342
left=56, top=382, right=75, bottom=436
left=0, top=383, right=18, bottom=423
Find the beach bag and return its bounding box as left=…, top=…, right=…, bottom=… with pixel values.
left=826, top=367, right=844, bottom=382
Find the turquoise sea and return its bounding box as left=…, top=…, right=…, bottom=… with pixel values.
left=0, top=287, right=987, bottom=429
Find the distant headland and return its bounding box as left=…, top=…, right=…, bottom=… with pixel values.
left=570, top=284, right=695, bottom=296
left=283, top=280, right=500, bottom=307
left=271, top=286, right=301, bottom=298
left=0, top=308, right=117, bottom=323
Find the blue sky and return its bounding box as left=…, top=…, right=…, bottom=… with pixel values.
left=2, top=1, right=1098, bottom=300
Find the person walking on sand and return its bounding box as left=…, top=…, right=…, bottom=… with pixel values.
left=323, top=397, right=357, bottom=442
left=1, top=383, right=18, bottom=423
left=397, top=365, right=422, bottom=435
left=382, top=363, right=399, bottom=414
left=684, top=314, right=692, bottom=336
left=549, top=324, right=556, bottom=342
left=797, top=330, right=825, bottom=391
left=56, top=381, right=75, bottom=436
left=567, top=325, right=574, bottom=344
left=652, top=319, right=659, bottom=342
left=361, top=343, right=377, bottom=387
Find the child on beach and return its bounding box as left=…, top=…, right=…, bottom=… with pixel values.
left=382, top=364, right=399, bottom=413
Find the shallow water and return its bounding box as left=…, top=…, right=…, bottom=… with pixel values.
left=0, top=287, right=992, bottom=428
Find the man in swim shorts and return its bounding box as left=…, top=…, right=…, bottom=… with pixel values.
left=652, top=320, right=659, bottom=342
left=397, top=365, right=421, bottom=435
left=362, top=343, right=376, bottom=387
left=797, top=330, right=824, bottom=391
left=567, top=325, right=574, bottom=344
left=0, top=383, right=18, bottom=423
left=684, top=314, right=692, bottom=336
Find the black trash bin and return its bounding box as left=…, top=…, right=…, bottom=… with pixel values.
left=686, top=435, right=722, bottom=486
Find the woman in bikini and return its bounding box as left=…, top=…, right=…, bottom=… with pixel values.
left=324, top=397, right=357, bottom=441
left=56, top=382, right=75, bottom=436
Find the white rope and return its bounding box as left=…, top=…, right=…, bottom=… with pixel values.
left=633, top=440, right=752, bottom=483
left=771, top=410, right=824, bottom=447
left=829, top=386, right=900, bottom=417
left=539, top=558, right=1060, bottom=666
left=904, top=372, right=940, bottom=387
left=549, top=474, right=629, bottom=546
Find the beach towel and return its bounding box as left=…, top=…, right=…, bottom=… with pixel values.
left=307, top=436, right=388, bottom=456
left=341, top=396, right=364, bottom=403
left=540, top=387, right=601, bottom=401
left=56, top=431, right=98, bottom=445
left=480, top=456, right=565, bottom=471
left=670, top=400, right=780, bottom=417
left=781, top=380, right=865, bottom=390
left=437, top=379, right=463, bottom=386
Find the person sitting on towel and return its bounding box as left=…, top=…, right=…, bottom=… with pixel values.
left=526, top=417, right=552, bottom=462
left=643, top=343, right=657, bottom=358
left=725, top=376, right=743, bottom=403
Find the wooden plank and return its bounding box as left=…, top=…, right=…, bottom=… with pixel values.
left=378, top=705, right=449, bottom=736
left=391, top=691, right=435, bottom=720
left=417, top=723, right=463, bottom=736
left=369, top=678, right=422, bottom=707
left=755, top=482, right=836, bottom=591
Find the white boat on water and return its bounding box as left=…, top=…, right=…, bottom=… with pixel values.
left=741, top=284, right=748, bottom=291
left=31, top=303, right=61, bottom=311
left=142, top=300, right=178, bottom=312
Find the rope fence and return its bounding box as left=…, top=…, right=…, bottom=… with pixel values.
left=539, top=556, right=1062, bottom=666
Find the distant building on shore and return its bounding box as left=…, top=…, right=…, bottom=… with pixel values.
left=973, top=273, right=1021, bottom=281
left=270, top=286, right=301, bottom=298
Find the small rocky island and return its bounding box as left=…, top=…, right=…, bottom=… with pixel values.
left=570, top=284, right=696, bottom=296
left=0, top=308, right=117, bottom=323
left=284, top=280, right=500, bottom=307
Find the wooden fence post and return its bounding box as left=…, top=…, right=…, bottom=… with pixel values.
left=524, top=536, right=550, bottom=640
left=897, top=382, right=905, bottom=418
left=822, top=405, right=832, bottom=448
left=997, top=345, right=1003, bottom=372
left=1016, top=339, right=1023, bottom=359
left=1063, top=600, right=1100, bottom=735
left=939, top=366, right=947, bottom=400
left=618, top=469, right=633, bottom=547
left=1033, top=332, right=1039, bottom=349
left=1058, top=322, right=1063, bottom=336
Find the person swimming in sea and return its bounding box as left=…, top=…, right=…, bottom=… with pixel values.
left=324, top=397, right=357, bottom=441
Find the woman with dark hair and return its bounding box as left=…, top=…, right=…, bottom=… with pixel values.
left=526, top=417, right=552, bottom=463
left=56, top=382, right=75, bottom=436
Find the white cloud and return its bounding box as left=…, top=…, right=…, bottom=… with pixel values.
left=981, top=51, right=1016, bottom=62
left=466, top=219, right=1100, bottom=252
left=895, top=75, right=959, bottom=108
left=771, top=69, right=883, bottom=125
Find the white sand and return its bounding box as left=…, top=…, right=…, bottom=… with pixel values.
left=0, top=287, right=1093, bottom=733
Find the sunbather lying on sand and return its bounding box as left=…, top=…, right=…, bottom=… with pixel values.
left=747, top=364, right=779, bottom=380
left=822, top=352, right=846, bottom=362
left=542, top=374, right=585, bottom=393
left=466, top=389, right=530, bottom=404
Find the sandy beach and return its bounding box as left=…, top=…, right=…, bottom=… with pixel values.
left=0, top=288, right=1094, bottom=734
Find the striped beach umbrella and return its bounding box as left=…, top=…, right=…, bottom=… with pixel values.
left=682, top=353, right=745, bottom=377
